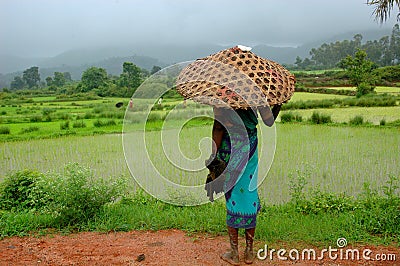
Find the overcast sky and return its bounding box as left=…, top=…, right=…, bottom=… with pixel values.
left=0, top=0, right=397, bottom=57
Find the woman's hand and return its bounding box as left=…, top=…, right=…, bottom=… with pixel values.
left=258, top=105, right=281, bottom=127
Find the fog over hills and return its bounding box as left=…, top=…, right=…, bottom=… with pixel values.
left=0, top=27, right=393, bottom=88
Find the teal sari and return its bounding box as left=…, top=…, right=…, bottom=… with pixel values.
left=216, top=108, right=261, bottom=229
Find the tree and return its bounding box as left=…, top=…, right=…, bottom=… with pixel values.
left=63, top=72, right=72, bottom=82
left=367, top=0, right=400, bottom=22
left=151, top=65, right=162, bottom=75
left=22, top=66, right=40, bottom=89
left=390, top=24, right=400, bottom=63
left=45, top=76, right=54, bottom=86
left=53, top=72, right=66, bottom=87
left=79, top=67, right=108, bottom=92
left=118, top=62, right=144, bottom=97
left=10, top=76, right=25, bottom=90
left=339, top=49, right=377, bottom=96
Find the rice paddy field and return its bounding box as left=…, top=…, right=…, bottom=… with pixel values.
left=1, top=87, right=399, bottom=204
left=1, top=122, right=399, bottom=204
left=282, top=106, right=400, bottom=124
left=318, top=86, right=400, bottom=94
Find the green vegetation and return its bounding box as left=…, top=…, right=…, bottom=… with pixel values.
left=0, top=38, right=399, bottom=248
left=292, top=24, right=400, bottom=69
left=1, top=164, right=399, bottom=246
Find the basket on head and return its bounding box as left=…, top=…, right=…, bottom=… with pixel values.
left=176, top=46, right=296, bottom=109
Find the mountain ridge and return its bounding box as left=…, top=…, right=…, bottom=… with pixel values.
left=0, top=28, right=393, bottom=88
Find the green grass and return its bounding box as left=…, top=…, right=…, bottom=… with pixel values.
left=1, top=123, right=399, bottom=205
left=319, top=86, right=400, bottom=94
left=1, top=94, right=400, bottom=246
left=375, top=86, right=400, bottom=94
left=0, top=119, right=123, bottom=141
left=292, top=69, right=342, bottom=75
left=1, top=189, right=398, bottom=246
left=282, top=106, right=400, bottom=124
left=290, top=92, right=350, bottom=102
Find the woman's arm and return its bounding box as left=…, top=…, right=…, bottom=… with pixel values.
left=212, top=120, right=224, bottom=154
left=258, top=105, right=281, bottom=127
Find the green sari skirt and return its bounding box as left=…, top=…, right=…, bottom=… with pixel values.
left=217, top=128, right=261, bottom=229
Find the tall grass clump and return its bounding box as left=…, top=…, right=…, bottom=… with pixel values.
left=60, top=120, right=70, bottom=130
left=280, top=112, right=303, bottom=123
left=0, top=126, right=10, bottom=134
left=349, top=115, right=364, bottom=126
left=20, top=126, right=40, bottom=134
left=72, top=120, right=86, bottom=128
left=93, top=119, right=117, bottom=127
left=29, top=115, right=42, bottom=122
left=309, top=111, right=332, bottom=124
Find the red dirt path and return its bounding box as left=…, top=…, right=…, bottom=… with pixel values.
left=0, top=229, right=399, bottom=265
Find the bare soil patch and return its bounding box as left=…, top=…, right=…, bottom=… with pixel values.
left=0, top=229, right=398, bottom=265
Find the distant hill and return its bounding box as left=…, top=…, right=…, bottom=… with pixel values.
left=0, top=27, right=393, bottom=88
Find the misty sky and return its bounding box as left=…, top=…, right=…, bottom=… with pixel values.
left=0, top=0, right=397, bottom=57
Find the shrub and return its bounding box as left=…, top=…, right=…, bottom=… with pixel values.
left=57, top=113, right=71, bottom=120
left=147, top=112, right=165, bottom=122
left=39, top=163, right=127, bottom=225
left=0, top=170, right=44, bottom=210
left=72, top=120, right=86, bottom=128
left=42, top=108, right=56, bottom=116
left=296, top=191, right=356, bottom=214
left=354, top=177, right=400, bottom=235
left=280, top=113, right=295, bottom=123
left=0, top=126, right=10, bottom=134
left=20, top=126, right=40, bottom=134
left=309, top=112, right=332, bottom=124
left=42, top=114, right=51, bottom=122
left=380, top=119, right=386, bottom=126
left=280, top=112, right=303, bottom=123
left=84, top=112, right=94, bottom=119
left=349, top=115, right=364, bottom=125
left=356, top=83, right=375, bottom=98
left=30, top=115, right=42, bottom=122
left=93, top=119, right=117, bottom=127
left=60, top=120, right=70, bottom=130
left=93, top=106, right=105, bottom=114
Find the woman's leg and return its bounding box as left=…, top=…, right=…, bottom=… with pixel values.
left=221, top=226, right=239, bottom=265
left=244, top=227, right=256, bottom=264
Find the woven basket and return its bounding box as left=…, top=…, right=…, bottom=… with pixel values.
left=176, top=46, right=295, bottom=109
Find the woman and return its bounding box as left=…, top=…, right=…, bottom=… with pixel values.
left=209, top=104, right=281, bottom=265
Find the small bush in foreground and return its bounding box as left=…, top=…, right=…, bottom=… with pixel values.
left=39, top=163, right=127, bottom=225
left=0, top=170, right=44, bottom=210
left=0, top=163, right=128, bottom=226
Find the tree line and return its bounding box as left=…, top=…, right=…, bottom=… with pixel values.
left=8, top=63, right=162, bottom=98
left=294, top=24, right=400, bottom=69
